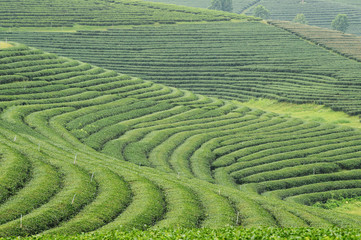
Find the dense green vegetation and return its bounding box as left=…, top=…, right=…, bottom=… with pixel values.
left=5, top=22, right=361, bottom=117
left=0, top=42, right=360, bottom=237
left=0, top=0, right=252, bottom=28
left=2, top=227, right=361, bottom=239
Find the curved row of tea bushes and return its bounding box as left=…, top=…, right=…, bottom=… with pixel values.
left=6, top=22, right=361, bottom=117
left=1, top=43, right=361, bottom=236
left=0, top=146, right=31, bottom=203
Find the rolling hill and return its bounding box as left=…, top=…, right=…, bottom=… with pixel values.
left=4, top=21, right=361, bottom=117
left=142, top=0, right=361, bottom=35
left=0, top=41, right=361, bottom=237
left=0, top=0, right=251, bottom=29
left=1, top=0, right=361, bottom=238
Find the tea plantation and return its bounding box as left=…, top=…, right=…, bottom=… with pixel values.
left=1, top=0, right=361, bottom=239
left=0, top=0, right=251, bottom=28
left=5, top=21, right=361, bottom=117
left=270, top=20, right=361, bottom=61
left=0, top=42, right=360, bottom=238
left=141, top=0, right=361, bottom=35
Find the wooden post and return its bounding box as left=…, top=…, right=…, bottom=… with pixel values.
left=72, top=194, right=76, bottom=204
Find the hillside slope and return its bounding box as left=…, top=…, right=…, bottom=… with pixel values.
left=0, top=43, right=361, bottom=237
left=270, top=20, right=361, bottom=61
left=4, top=21, right=361, bottom=117
left=0, top=0, right=252, bottom=28
left=142, top=0, right=361, bottom=35
left=245, top=0, right=361, bottom=35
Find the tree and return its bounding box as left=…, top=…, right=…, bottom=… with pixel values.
left=293, top=14, right=308, bottom=24
left=254, top=5, right=270, bottom=19
left=208, top=0, right=233, bottom=12
left=331, top=14, right=349, bottom=33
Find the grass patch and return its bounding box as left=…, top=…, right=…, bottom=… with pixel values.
left=339, top=201, right=361, bottom=216
left=314, top=196, right=361, bottom=217
left=239, top=98, right=361, bottom=129
left=0, top=42, right=13, bottom=49
left=329, top=197, right=361, bottom=216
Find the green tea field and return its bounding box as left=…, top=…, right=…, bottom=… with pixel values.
left=0, top=0, right=252, bottom=28
left=1, top=0, right=361, bottom=239
left=4, top=21, right=361, bottom=117
left=0, top=40, right=360, bottom=237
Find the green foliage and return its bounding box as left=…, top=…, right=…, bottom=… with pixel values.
left=208, top=0, right=233, bottom=12
left=3, top=227, right=361, bottom=239
left=253, top=5, right=270, bottom=19
left=293, top=13, right=308, bottom=24
left=331, top=14, right=349, bottom=33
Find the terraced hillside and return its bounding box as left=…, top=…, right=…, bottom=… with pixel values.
left=245, top=0, right=361, bottom=35
left=1, top=42, right=361, bottom=237
left=270, top=20, right=361, bottom=61
left=0, top=0, right=250, bottom=28
left=142, top=0, right=361, bottom=35
left=141, top=0, right=257, bottom=14
left=5, top=21, right=361, bottom=117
